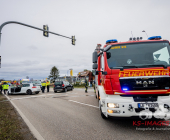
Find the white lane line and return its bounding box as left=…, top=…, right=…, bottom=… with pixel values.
left=8, top=92, right=78, bottom=101
left=69, top=100, right=99, bottom=108
left=7, top=93, right=58, bottom=100
left=4, top=94, right=45, bottom=140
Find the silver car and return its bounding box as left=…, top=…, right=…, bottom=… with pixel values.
left=8, top=83, right=41, bottom=95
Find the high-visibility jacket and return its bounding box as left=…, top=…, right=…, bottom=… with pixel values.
left=41, top=83, right=46, bottom=86
left=46, top=81, right=50, bottom=86
left=2, top=84, right=9, bottom=90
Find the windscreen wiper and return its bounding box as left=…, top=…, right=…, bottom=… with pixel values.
left=123, top=65, right=139, bottom=68
left=138, top=64, right=168, bottom=68
left=110, top=65, right=138, bottom=71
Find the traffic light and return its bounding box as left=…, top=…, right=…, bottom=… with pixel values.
left=72, top=36, right=76, bottom=45
left=43, top=25, right=49, bottom=37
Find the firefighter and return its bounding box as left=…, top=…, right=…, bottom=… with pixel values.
left=46, top=80, right=50, bottom=92
left=41, top=81, right=46, bottom=93
left=2, top=82, right=9, bottom=94
left=85, top=78, right=88, bottom=93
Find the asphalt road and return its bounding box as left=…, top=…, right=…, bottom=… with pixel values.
left=6, top=88, right=170, bottom=140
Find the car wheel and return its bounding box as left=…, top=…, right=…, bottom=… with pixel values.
left=36, top=91, right=39, bottom=94
left=8, top=91, right=11, bottom=95
left=27, top=89, right=32, bottom=95
left=70, top=87, right=73, bottom=90
left=64, top=88, right=67, bottom=92
left=99, top=100, right=108, bottom=120
left=54, top=91, right=57, bottom=93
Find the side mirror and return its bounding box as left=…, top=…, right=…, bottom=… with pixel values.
left=92, top=51, right=98, bottom=63
left=92, top=63, right=98, bottom=69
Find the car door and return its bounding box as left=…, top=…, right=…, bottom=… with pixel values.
left=21, top=84, right=29, bottom=93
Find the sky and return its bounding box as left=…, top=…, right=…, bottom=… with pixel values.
left=0, top=0, right=170, bottom=80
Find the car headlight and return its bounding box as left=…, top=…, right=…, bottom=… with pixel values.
left=107, top=103, right=119, bottom=108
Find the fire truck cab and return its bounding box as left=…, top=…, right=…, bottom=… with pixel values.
left=92, top=36, right=170, bottom=119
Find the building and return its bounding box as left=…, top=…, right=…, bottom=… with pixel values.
left=77, top=70, right=94, bottom=81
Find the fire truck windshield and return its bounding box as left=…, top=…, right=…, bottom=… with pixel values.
left=106, top=41, right=170, bottom=69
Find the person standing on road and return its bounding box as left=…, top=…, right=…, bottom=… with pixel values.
left=93, top=80, right=96, bottom=93
left=0, top=83, right=2, bottom=94
left=90, top=78, right=93, bottom=87
left=41, top=81, right=46, bottom=93
left=85, top=78, right=88, bottom=93
left=46, top=80, right=50, bottom=92
left=2, top=82, right=9, bottom=94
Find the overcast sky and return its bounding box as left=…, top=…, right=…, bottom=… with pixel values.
left=0, top=0, right=170, bottom=80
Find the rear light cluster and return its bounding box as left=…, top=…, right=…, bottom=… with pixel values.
left=32, top=86, right=36, bottom=88
left=62, top=84, right=64, bottom=87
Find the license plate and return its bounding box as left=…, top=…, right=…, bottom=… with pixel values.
left=57, top=86, right=60, bottom=87
left=138, top=103, right=158, bottom=108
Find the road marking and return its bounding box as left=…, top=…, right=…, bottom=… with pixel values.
left=69, top=100, right=99, bottom=108
left=7, top=93, right=62, bottom=100
left=3, top=94, right=45, bottom=140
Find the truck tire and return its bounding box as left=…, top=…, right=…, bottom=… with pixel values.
left=99, top=100, right=108, bottom=119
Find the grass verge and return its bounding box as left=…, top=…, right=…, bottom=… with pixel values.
left=0, top=94, right=36, bottom=140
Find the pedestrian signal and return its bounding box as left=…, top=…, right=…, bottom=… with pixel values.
left=43, top=25, right=49, bottom=37
left=72, top=36, right=76, bottom=45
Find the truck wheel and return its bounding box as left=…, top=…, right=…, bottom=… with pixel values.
left=99, top=100, right=108, bottom=119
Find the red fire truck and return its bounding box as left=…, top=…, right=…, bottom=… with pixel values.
left=92, top=36, right=170, bottom=119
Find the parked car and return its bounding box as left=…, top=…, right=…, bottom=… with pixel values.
left=8, top=83, right=41, bottom=95
left=54, top=81, right=74, bottom=93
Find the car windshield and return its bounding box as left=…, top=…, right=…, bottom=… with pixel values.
left=33, top=81, right=41, bottom=84
left=106, top=41, right=170, bottom=69
left=22, top=81, right=31, bottom=84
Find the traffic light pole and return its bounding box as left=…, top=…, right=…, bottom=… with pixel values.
left=0, top=21, right=73, bottom=45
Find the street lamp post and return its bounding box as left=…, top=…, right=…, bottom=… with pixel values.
left=142, top=30, right=148, bottom=38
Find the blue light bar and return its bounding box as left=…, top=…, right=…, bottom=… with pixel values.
left=106, top=39, right=118, bottom=44
left=122, top=87, right=128, bottom=91
left=148, top=36, right=162, bottom=40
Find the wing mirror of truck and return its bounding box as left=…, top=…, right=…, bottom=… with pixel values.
left=92, top=63, right=98, bottom=69
left=92, top=51, right=98, bottom=63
